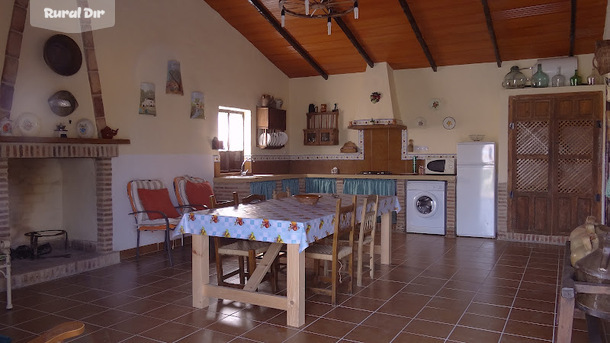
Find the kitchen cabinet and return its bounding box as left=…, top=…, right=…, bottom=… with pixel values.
left=257, top=107, right=286, bottom=149
left=303, top=111, right=339, bottom=145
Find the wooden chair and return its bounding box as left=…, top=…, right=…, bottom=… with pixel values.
left=127, top=180, right=190, bottom=266
left=27, top=321, right=85, bottom=343
left=272, top=188, right=291, bottom=199
left=356, top=195, right=379, bottom=287
left=305, top=195, right=356, bottom=305
left=211, top=193, right=274, bottom=290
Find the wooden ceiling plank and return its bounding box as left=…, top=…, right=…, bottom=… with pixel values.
left=248, top=0, right=329, bottom=79
left=481, top=0, right=502, bottom=67
left=397, top=0, right=438, bottom=72
left=333, top=17, right=375, bottom=68
left=569, top=0, right=575, bottom=56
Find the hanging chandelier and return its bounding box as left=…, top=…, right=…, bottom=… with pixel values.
left=279, top=0, right=359, bottom=35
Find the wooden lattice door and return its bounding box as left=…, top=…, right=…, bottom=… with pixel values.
left=508, top=92, right=603, bottom=236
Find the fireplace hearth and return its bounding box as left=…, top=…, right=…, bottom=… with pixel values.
left=0, top=137, right=129, bottom=289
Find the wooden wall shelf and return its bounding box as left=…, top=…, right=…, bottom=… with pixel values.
left=347, top=124, right=407, bottom=130
left=304, top=111, right=339, bottom=146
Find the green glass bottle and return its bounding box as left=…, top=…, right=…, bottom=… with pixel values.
left=531, top=64, right=549, bottom=88
left=569, top=70, right=581, bottom=86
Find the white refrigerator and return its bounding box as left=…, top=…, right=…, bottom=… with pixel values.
left=456, top=142, right=496, bottom=238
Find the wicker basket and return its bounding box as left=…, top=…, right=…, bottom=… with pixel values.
left=293, top=194, right=321, bottom=205
left=593, top=40, right=610, bottom=75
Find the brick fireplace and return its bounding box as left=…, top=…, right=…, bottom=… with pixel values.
left=0, top=137, right=128, bottom=252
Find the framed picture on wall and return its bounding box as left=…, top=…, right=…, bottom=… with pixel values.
left=190, top=92, right=205, bottom=119
left=139, top=82, right=156, bottom=116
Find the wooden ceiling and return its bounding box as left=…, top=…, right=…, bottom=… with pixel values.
left=203, top=0, right=607, bottom=79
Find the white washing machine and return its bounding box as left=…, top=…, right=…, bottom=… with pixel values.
left=406, top=181, right=446, bottom=235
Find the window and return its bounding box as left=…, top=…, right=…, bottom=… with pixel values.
left=217, top=107, right=251, bottom=173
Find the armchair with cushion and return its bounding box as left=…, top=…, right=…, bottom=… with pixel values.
left=127, top=179, right=190, bottom=266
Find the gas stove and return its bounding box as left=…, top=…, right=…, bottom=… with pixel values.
left=359, top=171, right=393, bottom=175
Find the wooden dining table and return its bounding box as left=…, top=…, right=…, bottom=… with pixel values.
left=175, top=193, right=401, bottom=327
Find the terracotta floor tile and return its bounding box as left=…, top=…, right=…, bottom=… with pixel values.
left=361, top=312, right=411, bottom=331
left=458, top=312, right=506, bottom=332
left=345, top=323, right=402, bottom=342
left=82, top=308, right=135, bottom=327
left=393, top=332, right=445, bottom=343
left=0, top=233, right=584, bottom=343
left=436, top=287, right=476, bottom=301
left=466, top=302, right=511, bottom=319
left=284, top=331, right=338, bottom=343
left=108, top=315, right=166, bottom=335
left=337, top=295, right=385, bottom=312
left=206, top=315, right=259, bottom=336
left=401, top=282, right=442, bottom=296
left=503, top=320, right=554, bottom=341
left=403, top=318, right=454, bottom=339
left=172, top=308, right=227, bottom=327
left=512, top=298, right=556, bottom=313
left=448, top=326, right=502, bottom=342
left=304, top=317, right=356, bottom=338
left=71, top=327, right=134, bottom=343
left=241, top=322, right=299, bottom=343
left=509, top=308, right=555, bottom=326
left=323, top=306, right=372, bottom=323
left=416, top=306, right=464, bottom=324
left=427, top=297, right=471, bottom=313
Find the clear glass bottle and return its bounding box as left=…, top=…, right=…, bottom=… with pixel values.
left=570, top=69, right=581, bottom=86
left=531, top=64, right=549, bottom=88
left=587, top=68, right=600, bottom=85
left=502, top=66, right=527, bottom=88
left=551, top=67, right=566, bottom=87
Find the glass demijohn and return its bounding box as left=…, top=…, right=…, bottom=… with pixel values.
left=502, top=66, right=527, bottom=89
left=551, top=67, right=566, bottom=87
left=531, top=64, right=549, bottom=88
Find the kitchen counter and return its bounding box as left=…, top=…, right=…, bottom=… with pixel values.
left=213, top=173, right=457, bottom=238
left=214, top=173, right=456, bottom=183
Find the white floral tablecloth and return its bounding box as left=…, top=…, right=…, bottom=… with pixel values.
left=175, top=194, right=400, bottom=252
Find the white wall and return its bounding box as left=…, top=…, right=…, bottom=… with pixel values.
left=0, top=0, right=291, bottom=251
left=288, top=54, right=603, bottom=183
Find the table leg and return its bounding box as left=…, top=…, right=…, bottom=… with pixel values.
left=286, top=244, right=305, bottom=327
left=380, top=211, right=392, bottom=265
left=192, top=235, right=210, bottom=309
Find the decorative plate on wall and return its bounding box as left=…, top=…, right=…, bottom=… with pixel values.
left=17, top=112, right=40, bottom=136
left=443, top=116, right=456, bottom=130
left=76, top=119, right=95, bottom=138
left=429, top=98, right=441, bottom=110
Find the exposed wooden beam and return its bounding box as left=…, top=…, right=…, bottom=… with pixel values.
left=397, top=0, right=437, bottom=72
left=481, top=0, right=502, bottom=67
left=569, top=0, right=576, bottom=56
left=248, top=0, right=328, bottom=79
left=333, top=17, right=374, bottom=68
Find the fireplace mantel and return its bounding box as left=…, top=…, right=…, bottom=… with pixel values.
left=0, top=136, right=130, bottom=145
left=0, top=137, right=130, bottom=158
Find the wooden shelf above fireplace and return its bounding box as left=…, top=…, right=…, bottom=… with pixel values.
left=0, top=136, right=130, bottom=144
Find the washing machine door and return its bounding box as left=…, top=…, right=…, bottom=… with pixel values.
left=413, top=193, right=437, bottom=218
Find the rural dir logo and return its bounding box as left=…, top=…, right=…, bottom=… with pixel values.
left=30, top=0, right=115, bottom=33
